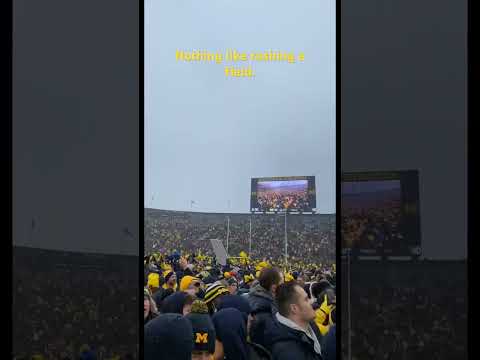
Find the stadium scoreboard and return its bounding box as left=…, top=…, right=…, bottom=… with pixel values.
left=341, top=170, right=421, bottom=258
left=250, top=176, right=316, bottom=213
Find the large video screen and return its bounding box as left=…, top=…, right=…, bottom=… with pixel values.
left=341, top=171, right=421, bottom=257
left=251, top=176, right=316, bottom=212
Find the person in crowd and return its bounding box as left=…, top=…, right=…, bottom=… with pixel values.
left=180, top=275, right=203, bottom=297
left=161, top=291, right=196, bottom=315
left=216, top=295, right=272, bottom=360
left=144, top=313, right=193, bottom=360
left=177, top=256, right=196, bottom=281
left=144, top=288, right=159, bottom=325
left=313, top=294, right=335, bottom=337
left=217, top=294, right=252, bottom=323
left=147, top=272, right=161, bottom=296
left=296, top=274, right=306, bottom=289
left=310, top=280, right=333, bottom=301
left=227, top=277, right=239, bottom=295
left=204, top=283, right=231, bottom=315
left=212, top=308, right=250, bottom=360
left=163, top=270, right=178, bottom=290
left=185, top=300, right=217, bottom=360
left=247, top=267, right=284, bottom=349
left=153, top=270, right=177, bottom=305
left=237, top=273, right=257, bottom=297
left=267, top=281, right=323, bottom=360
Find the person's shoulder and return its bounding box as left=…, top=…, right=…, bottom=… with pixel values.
left=265, top=320, right=297, bottom=344
left=248, top=341, right=272, bottom=360
left=250, top=296, right=272, bottom=311
left=249, top=288, right=273, bottom=307
left=270, top=334, right=305, bottom=359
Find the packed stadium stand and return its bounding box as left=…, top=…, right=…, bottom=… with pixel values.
left=341, top=260, right=467, bottom=360
left=13, top=246, right=138, bottom=360
left=144, top=209, right=336, bottom=265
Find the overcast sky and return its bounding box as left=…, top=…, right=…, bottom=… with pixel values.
left=145, top=0, right=336, bottom=214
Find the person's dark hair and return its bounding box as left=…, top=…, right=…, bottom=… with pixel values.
left=276, top=281, right=301, bottom=317
left=318, top=288, right=336, bottom=305
left=259, top=267, right=282, bottom=291
left=311, top=280, right=332, bottom=300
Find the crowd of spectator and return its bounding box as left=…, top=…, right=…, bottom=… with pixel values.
left=142, top=205, right=337, bottom=359
left=341, top=199, right=402, bottom=251
left=143, top=252, right=337, bottom=360
left=257, top=191, right=310, bottom=211
left=144, top=209, right=335, bottom=266
left=13, top=247, right=138, bottom=360
left=340, top=260, right=467, bottom=360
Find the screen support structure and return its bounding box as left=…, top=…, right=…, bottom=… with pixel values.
left=249, top=217, right=252, bottom=255
left=284, top=212, right=288, bottom=266
left=347, top=251, right=352, bottom=360
left=226, top=216, right=230, bottom=255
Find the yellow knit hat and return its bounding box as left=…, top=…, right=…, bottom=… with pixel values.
left=147, top=273, right=160, bottom=289
left=180, top=275, right=200, bottom=291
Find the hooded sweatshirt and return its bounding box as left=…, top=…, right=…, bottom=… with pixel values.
left=217, top=294, right=252, bottom=323
left=247, top=284, right=278, bottom=349
left=212, top=308, right=249, bottom=360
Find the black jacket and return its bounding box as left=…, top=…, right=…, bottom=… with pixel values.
left=247, top=285, right=278, bottom=350
left=322, top=325, right=335, bottom=360
left=247, top=341, right=272, bottom=360
left=266, top=320, right=324, bottom=360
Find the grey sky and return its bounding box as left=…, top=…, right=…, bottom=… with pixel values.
left=145, top=0, right=336, bottom=214
left=342, top=0, right=467, bottom=259
left=13, top=0, right=139, bottom=255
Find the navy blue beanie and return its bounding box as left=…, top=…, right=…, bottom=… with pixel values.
left=161, top=292, right=188, bottom=314
left=144, top=313, right=193, bottom=360
left=216, top=295, right=252, bottom=323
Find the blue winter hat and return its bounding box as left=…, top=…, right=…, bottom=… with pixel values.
left=144, top=313, right=193, bottom=360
